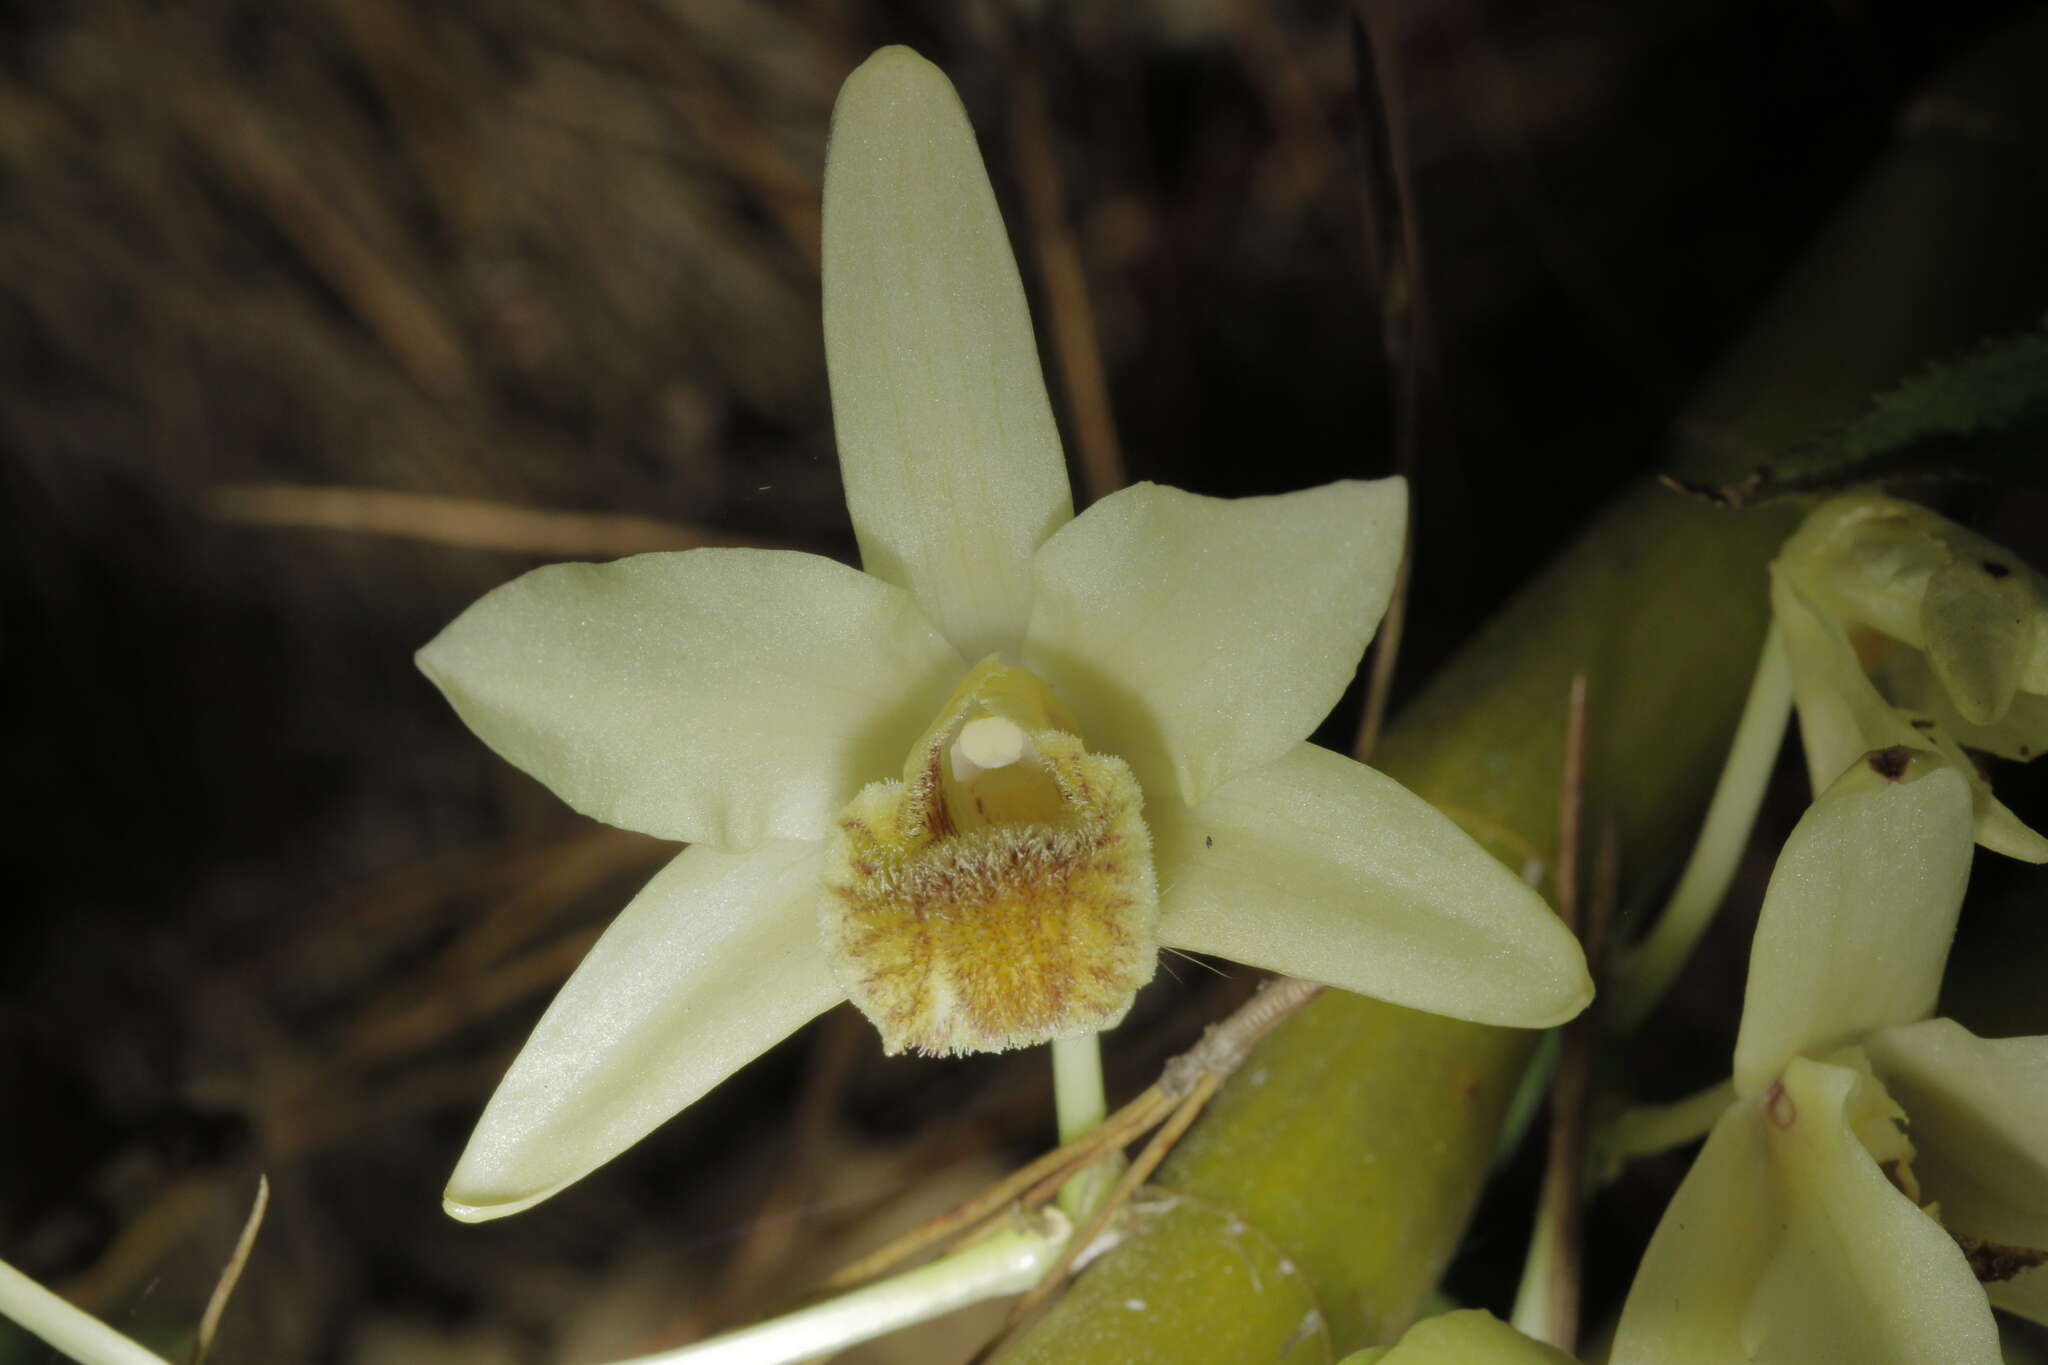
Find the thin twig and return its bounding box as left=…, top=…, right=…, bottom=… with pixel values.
left=818, top=1087, right=1175, bottom=1291
left=997, top=1071, right=1223, bottom=1333
left=821, top=976, right=1323, bottom=1296
left=1531, top=675, right=1599, bottom=1354
left=1554, top=674, right=1589, bottom=932
left=169, top=80, right=479, bottom=407
left=590, top=0, right=821, bottom=273
left=209, top=484, right=770, bottom=558
left=1354, top=545, right=1410, bottom=762
left=973, top=977, right=1321, bottom=1364
left=698, top=1010, right=865, bottom=1330
left=191, top=1175, right=268, bottom=1365
left=1349, top=9, right=1427, bottom=764
left=335, top=926, right=600, bottom=1069
left=1010, top=42, right=1128, bottom=503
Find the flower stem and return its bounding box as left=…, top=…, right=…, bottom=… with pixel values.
left=0, top=1257, right=171, bottom=1365
left=1051, top=1031, right=1119, bottom=1219
left=602, top=1210, right=1070, bottom=1365
left=1609, top=622, right=1792, bottom=1029
left=1507, top=1208, right=1561, bottom=1348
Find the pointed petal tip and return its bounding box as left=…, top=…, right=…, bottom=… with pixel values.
left=441, top=1184, right=556, bottom=1224
left=835, top=46, right=959, bottom=135
left=1529, top=972, right=1596, bottom=1030
left=849, top=44, right=938, bottom=81
left=1978, top=801, right=2048, bottom=863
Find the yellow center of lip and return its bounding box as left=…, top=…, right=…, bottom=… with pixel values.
left=819, top=656, right=1158, bottom=1055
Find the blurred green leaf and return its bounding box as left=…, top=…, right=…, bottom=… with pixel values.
left=1670, top=329, right=2048, bottom=507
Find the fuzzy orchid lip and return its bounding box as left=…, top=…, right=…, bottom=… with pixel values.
left=1613, top=749, right=2048, bottom=1363
left=418, top=45, right=1591, bottom=1224
left=819, top=656, right=1157, bottom=1057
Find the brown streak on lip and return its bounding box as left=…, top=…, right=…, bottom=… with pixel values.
left=1868, top=746, right=1912, bottom=780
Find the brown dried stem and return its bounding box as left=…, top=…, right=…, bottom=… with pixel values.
left=191, top=1175, right=268, bottom=1365
left=1530, top=675, right=1613, bottom=1355
left=819, top=1084, right=1176, bottom=1292
left=1010, top=46, right=1128, bottom=503
left=209, top=484, right=772, bottom=557
left=819, top=975, right=1323, bottom=1300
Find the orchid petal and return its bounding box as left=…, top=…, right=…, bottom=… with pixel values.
left=1772, top=571, right=1923, bottom=793
left=1771, top=572, right=2048, bottom=862
left=822, top=46, right=1073, bottom=661
left=1375, top=1310, right=1577, bottom=1364
left=1779, top=492, right=1944, bottom=649
left=1610, top=1100, right=1774, bottom=1365
left=1024, top=479, right=1405, bottom=806
left=444, top=840, right=844, bottom=1222
left=417, top=548, right=964, bottom=850
left=1739, top=1057, right=2001, bottom=1365
left=1864, top=1019, right=2048, bottom=1256
left=1870, top=648, right=2048, bottom=763
left=1782, top=491, right=2048, bottom=708
left=1967, top=790, right=2048, bottom=863
left=1151, top=743, right=1591, bottom=1028
left=1732, top=748, right=1972, bottom=1094
left=1922, top=557, right=2037, bottom=727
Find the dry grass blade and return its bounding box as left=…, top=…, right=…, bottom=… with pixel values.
left=993, top=1070, right=1222, bottom=1337
left=1353, top=543, right=1410, bottom=762
left=818, top=1085, right=1176, bottom=1292
left=1350, top=6, right=1428, bottom=766
left=168, top=81, right=480, bottom=408
left=589, top=0, right=822, bottom=273
left=191, top=1175, right=269, bottom=1365
left=1010, top=44, right=1127, bottom=504
left=820, top=977, right=1326, bottom=1303
left=1534, top=673, right=1596, bottom=1353
left=209, top=484, right=772, bottom=557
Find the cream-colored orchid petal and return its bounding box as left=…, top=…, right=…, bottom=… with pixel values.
left=1773, top=570, right=1922, bottom=793
left=1922, top=556, right=2037, bottom=727
left=1609, top=1100, right=1775, bottom=1365
left=1871, top=648, right=2048, bottom=763
left=1932, top=689, right=2048, bottom=764
left=1969, top=787, right=2048, bottom=863
left=1024, top=479, right=1405, bottom=806
left=1783, top=491, right=2048, bottom=697
left=444, top=840, right=844, bottom=1222
left=1150, top=742, right=1591, bottom=1028
left=822, top=46, right=1073, bottom=661
left=1778, top=492, right=1944, bottom=648
left=1867, top=649, right=2048, bottom=864
left=1731, top=746, right=1972, bottom=1095
left=417, top=548, right=964, bottom=851
left=1775, top=574, right=2048, bottom=863
left=1375, top=1310, right=1578, bottom=1364
left=1864, top=1018, right=2048, bottom=1253
left=1739, top=1057, right=2001, bottom=1365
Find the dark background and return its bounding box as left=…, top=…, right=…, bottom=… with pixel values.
left=4, top=1, right=2044, bottom=1360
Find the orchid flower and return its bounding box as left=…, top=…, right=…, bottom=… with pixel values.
left=1772, top=490, right=2048, bottom=861
left=1352, top=1310, right=1577, bottom=1364
left=417, top=46, right=1591, bottom=1224
left=1611, top=746, right=2048, bottom=1364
